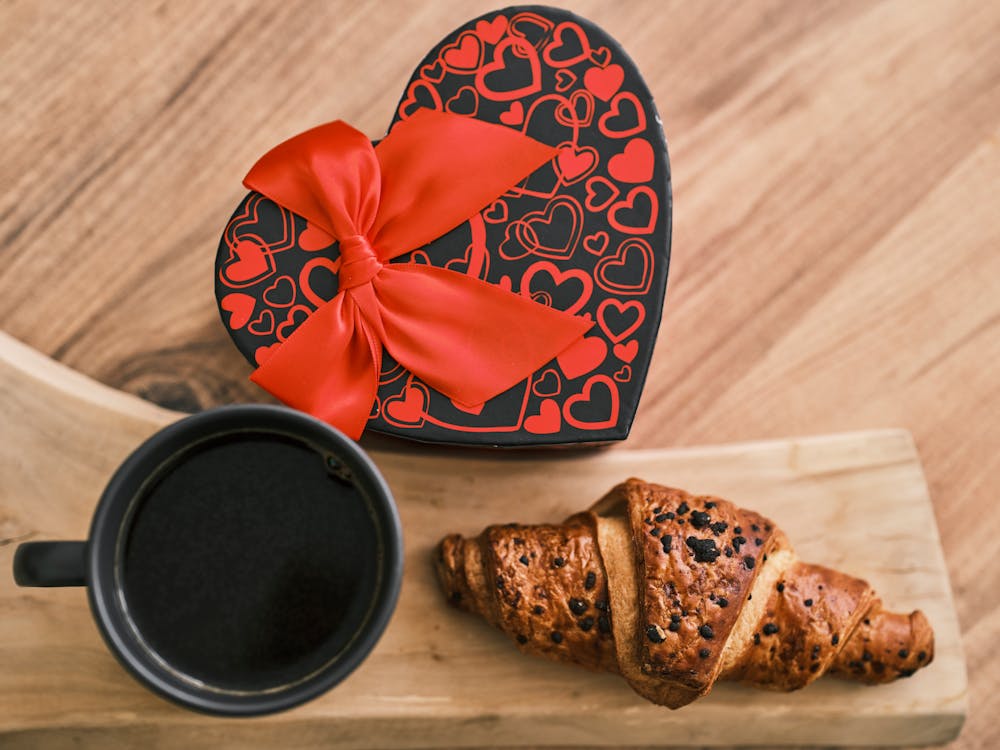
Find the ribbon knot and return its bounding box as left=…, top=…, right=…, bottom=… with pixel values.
left=241, top=109, right=592, bottom=439
left=338, top=234, right=381, bottom=289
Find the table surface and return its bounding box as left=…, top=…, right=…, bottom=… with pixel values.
left=1, top=1, right=996, bottom=748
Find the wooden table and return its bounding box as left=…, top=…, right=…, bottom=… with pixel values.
left=1, top=1, right=996, bottom=748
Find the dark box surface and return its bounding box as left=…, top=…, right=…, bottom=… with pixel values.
left=216, top=5, right=671, bottom=446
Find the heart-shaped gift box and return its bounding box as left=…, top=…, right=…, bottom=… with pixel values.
left=215, top=5, right=671, bottom=446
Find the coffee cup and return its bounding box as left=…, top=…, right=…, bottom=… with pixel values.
left=13, top=405, right=402, bottom=716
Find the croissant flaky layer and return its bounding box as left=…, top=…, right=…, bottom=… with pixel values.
left=435, top=479, right=934, bottom=708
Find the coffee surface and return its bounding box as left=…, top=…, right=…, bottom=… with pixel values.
left=121, top=432, right=380, bottom=691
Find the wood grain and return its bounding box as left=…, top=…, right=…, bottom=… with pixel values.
left=1, top=0, right=997, bottom=747
left=0, top=331, right=966, bottom=748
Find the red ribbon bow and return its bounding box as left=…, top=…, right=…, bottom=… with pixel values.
left=244, top=109, right=592, bottom=439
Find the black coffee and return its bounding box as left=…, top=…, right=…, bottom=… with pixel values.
left=120, top=432, right=380, bottom=691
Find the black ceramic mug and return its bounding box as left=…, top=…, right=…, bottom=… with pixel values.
left=12, top=405, right=403, bottom=716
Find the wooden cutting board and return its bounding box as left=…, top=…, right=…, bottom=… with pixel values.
left=0, top=331, right=966, bottom=748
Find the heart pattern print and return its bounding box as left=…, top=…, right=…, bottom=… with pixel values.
left=215, top=5, right=671, bottom=446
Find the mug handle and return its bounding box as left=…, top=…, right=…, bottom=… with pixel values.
left=13, top=541, right=86, bottom=587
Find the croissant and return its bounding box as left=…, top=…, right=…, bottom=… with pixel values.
left=435, top=479, right=933, bottom=708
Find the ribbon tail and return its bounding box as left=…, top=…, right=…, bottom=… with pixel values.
left=373, top=264, right=593, bottom=406
left=250, top=295, right=380, bottom=440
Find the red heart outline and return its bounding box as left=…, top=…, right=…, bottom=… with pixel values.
left=399, top=79, right=443, bottom=119
left=221, top=236, right=275, bottom=288
left=613, top=365, right=632, bottom=382
left=608, top=186, right=658, bottom=234
left=595, top=238, right=654, bottom=295
left=262, top=275, right=296, bottom=308
left=508, top=12, right=555, bottom=49
left=475, top=37, right=543, bottom=102
left=542, top=21, right=592, bottom=68
left=583, top=230, right=609, bottom=256
left=500, top=196, right=582, bottom=261
left=247, top=309, right=275, bottom=337
left=563, top=374, right=620, bottom=429
left=483, top=200, right=508, bottom=223
left=220, top=293, right=255, bottom=330
left=299, top=257, right=339, bottom=308
left=532, top=368, right=562, bottom=397
left=584, top=176, right=620, bottom=212
left=445, top=85, right=480, bottom=116
left=276, top=305, right=312, bottom=342
left=521, top=260, right=593, bottom=315
left=598, top=91, right=647, bottom=138
left=554, top=69, right=577, bottom=92
left=554, top=90, right=595, bottom=128
left=597, top=298, right=646, bottom=343
left=524, top=398, right=562, bottom=434
left=555, top=143, right=598, bottom=184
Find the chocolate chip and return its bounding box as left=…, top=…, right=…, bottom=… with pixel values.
left=690, top=510, right=711, bottom=529
left=677, top=518, right=685, bottom=525
left=732, top=535, right=747, bottom=551
left=552, top=557, right=565, bottom=568
left=710, top=521, right=728, bottom=535
left=579, top=616, right=595, bottom=632
left=661, top=535, right=673, bottom=554
left=533, top=605, right=544, bottom=615
left=699, top=648, right=710, bottom=658
left=753, top=633, right=761, bottom=645
left=668, top=621, right=680, bottom=632
left=751, top=524, right=760, bottom=532
left=862, top=650, right=872, bottom=661
left=519, top=555, right=530, bottom=566
left=898, top=649, right=909, bottom=659
left=654, top=513, right=669, bottom=522
left=598, top=614, right=611, bottom=634
left=777, top=582, right=785, bottom=593
left=516, top=634, right=528, bottom=644
left=569, top=598, right=588, bottom=615
left=705, top=501, right=716, bottom=509
left=724, top=548, right=733, bottom=557
left=677, top=501, right=690, bottom=515
left=685, top=536, right=720, bottom=562
left=734, top=526, right=742, bottom=534
left=762, top=623, right=779, bottom=635
left=743, top=555, right=755, bottom=569
left=900, top=668, right=915, bottom=678
left=699, top=624, right=714, bottom=639
left=918, top=651, right=927, bottom=662
left=809, top=663, right=820, bottom=673
left=804, top=598, right=813, bottom=607
left=647, top=625, right=667, bottom=643
left=863, top=618, right=870, bottom=625
left=650, top=528, right=661, bottom=537
left=584, top=571, right=596, bottom=590
left=513, top=537, right=524, bottom=545
left=811, top=645, right=821, bottom=660
left=665, top=511, right=675, bottom=519
left=652, top=507, right=661, bottom=514
left=595, top=599, right=608, bottom=612
left=551, top=631, right=563, bottom=644
left=717, top=597, right=729, bottom=608
left=832, top=634, right=840, bottom=646
left=670, top=613, right=681, bottom=622
left=754, top=538, right=763, bottom=546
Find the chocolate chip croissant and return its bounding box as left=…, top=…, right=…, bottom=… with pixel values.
left=435, top=479, right=933, bottom=708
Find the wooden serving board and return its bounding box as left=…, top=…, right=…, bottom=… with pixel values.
left=0, top=331, right=966, bottom=748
